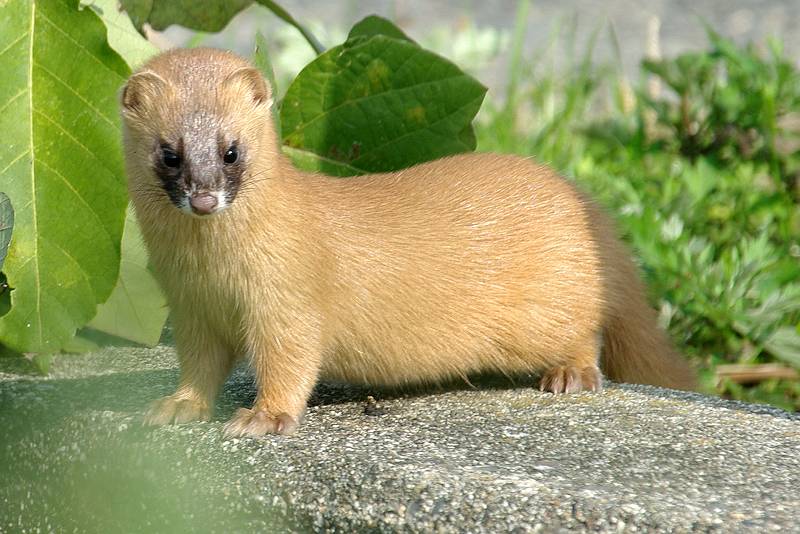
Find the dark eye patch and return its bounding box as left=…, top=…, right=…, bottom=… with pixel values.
left=220, top=141, right=244, bottom=204
left=153, top=140, right=185, bottom=207
left=162, top=146, right=181, bottom=168
left=155, top=140, right=183, bottom=174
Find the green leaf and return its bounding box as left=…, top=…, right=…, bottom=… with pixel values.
left=32, top=352, right=51, bottom=373
left=60, top=330, right=100, bottom=353
left=0, top=341, right=23, bottom=359
left=0, top=0, right=130, bottom=354
left=281, top=146, right=364, bottom=177
left=0, top=193, right=13, bottom=271
left=68, top=325, right=145, bottom=352
left=82, top=0, right=157, bottom=68
left=119, top=0, right=251, bottom=33
left=118, top=0, right=324, bottom=55
left=88, top=206, right=168, bottom=347
left=78, top=3, right=162, bottom=347
left=281, top=34, right=487, bottom=176
left=347, top=15, right=413, bottom=43
left=253, top=32, right=279, bottom=95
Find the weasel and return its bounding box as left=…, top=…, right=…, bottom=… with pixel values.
left=120, top=48, right=695, bottom=437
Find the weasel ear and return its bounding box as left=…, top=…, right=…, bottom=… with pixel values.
left=223, top=67, right=273, bottom=108
left=121, top=71, right=169, bottom=114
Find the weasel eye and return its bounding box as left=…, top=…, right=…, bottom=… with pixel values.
left=223, top=146, right=238, bottom=165
left=162, top=147, right=181, bottom=168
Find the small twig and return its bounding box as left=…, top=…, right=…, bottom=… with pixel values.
left=716, top=363, right=799, bottom=386
left=257, top=0, right=325, bottom=55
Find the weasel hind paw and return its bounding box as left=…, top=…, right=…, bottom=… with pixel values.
left=223, top=408, right=298, bottom=438
left=144, top=395, right=211, bottom=426
left=539, top=365, right=603, bottom=394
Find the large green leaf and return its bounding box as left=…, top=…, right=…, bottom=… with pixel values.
left=88, top=206, right=167, bottom=346
left=120, top=0, right=251, bottom=33
left=0, top=193, right=13, bottom=272
left=280, top=31, right=487, bottom=176
left=83, top=0, right=157, bottom=68
left=83, top=0, right=168, bottom=346
left=0, top=0, right=130, bottom=354
left=347, top=15, right=414, bottom=43
left=119, top=0, right=323, bottom=53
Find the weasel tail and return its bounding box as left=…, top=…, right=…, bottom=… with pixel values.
left=590, top=201, right=696, bottom=390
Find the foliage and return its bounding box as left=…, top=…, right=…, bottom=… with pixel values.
left=478, top=24, right=800, bottom=410
left=0, top=1, right=485, bottom=369
left=85, top=206, right=168, bottom=347
left=281, top=28, right=486, bottom=176
left=641, top=29, right=800, bottom=186
left=0, top=0, right=130, bottom=356
left=120, top=0, right=324, bottom=54
left=1, top=0, right=796, bottom=411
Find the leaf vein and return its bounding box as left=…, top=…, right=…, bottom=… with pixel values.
left=36, top=11, right=125, bottom=82
left=33, top=110, right=119, bottom=178
left=34, top=61, right=118, bottom=129
left=0, top=32, right=28, bottom=60
left=350, top=94, right=483, bottom=164
left=281, top=146, right=364, bottom=174
left=0, top=149, right=31, bottom=178
left=29, top=0, right=43, bottom=350
left=43, top=236, right=93, bottom=289
left=37, top=158, right=115, bottom=246
left=0, top=88, right=26, bottom=115
left=286, top=72, right=479, bottom=138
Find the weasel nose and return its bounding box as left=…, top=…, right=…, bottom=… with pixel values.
left=190, top=193, right=218, bottom=215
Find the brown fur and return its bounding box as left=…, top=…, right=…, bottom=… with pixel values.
left=121, top=48, right=695, bottom=437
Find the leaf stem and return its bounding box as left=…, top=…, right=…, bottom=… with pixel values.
left=256, top=0, right=325, bottom=55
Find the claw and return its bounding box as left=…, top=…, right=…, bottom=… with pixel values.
left=540, top=366, right=603, bottom=394
left=223, top=407, right=298, bottom=438
left=144, top=395, right=211, bottom=426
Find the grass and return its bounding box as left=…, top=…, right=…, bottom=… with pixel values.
left=475, top=15, right=800, bottom=410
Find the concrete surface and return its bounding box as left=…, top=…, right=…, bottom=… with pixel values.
left=2, top=345, right=799, bottom=532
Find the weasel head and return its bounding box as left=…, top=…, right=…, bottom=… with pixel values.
left=120, top=48, right=275, bottom=218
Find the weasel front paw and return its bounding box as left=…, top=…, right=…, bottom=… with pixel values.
left=539, top=365, right=603, bottom=394
left=223, top=407, right=298, bottom=438
left=144, top=395, right=211, bottom=426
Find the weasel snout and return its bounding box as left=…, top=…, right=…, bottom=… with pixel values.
left=190, top=192, right=219, bottom=215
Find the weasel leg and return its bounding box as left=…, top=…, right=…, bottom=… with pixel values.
left=145, top=317, right=235, bottom=426
left=539, top=334, right=603, bottom=393
left=223, top=312, right=321, bottom=438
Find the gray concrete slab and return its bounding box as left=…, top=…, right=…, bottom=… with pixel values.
left=1, top=345, right=798, bottom=532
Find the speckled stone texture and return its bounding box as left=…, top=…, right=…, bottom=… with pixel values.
left=1, top=346, right=798, bottom=532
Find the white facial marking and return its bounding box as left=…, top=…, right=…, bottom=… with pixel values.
left=178, top=195, right=192, bottom=215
